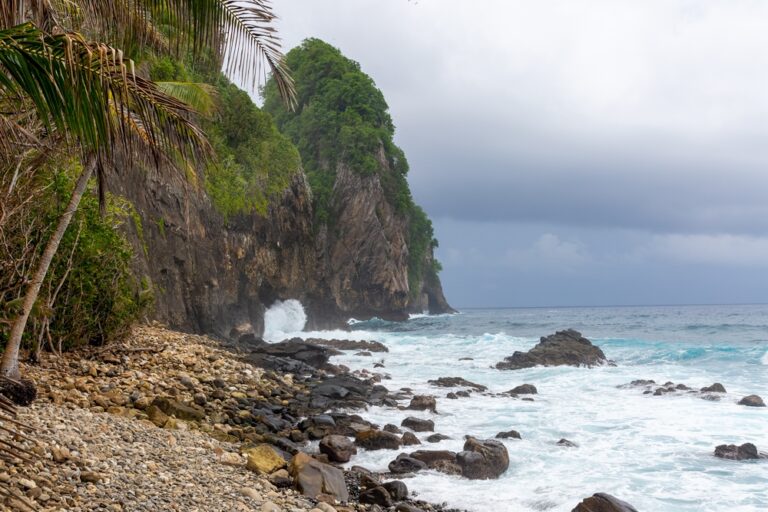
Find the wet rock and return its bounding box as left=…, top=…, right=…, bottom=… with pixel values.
left=383, top=480, right=408, bottom=501
left=700, top=383, right=726, bottom=393
left=383, top=424, right=403, bottom=434
left=738, top=395, right=766, bottom=407
left=407, top=395, right=437, bottom=413
left=289, top=452, right=349, bottom=502
left=571, top=493, right=639, bottom=512
left=319, top=435, right=357, bottom=463
left=306, top=338, right=389, bottom=353
left=557, top=438, right=578, bottom=448
left=245, top=444, right=287, bottom=474
left=408, top=450, right=457, bottom=470
left=245, top=338, right=336, bottom=368
left=428, top=377, right=487, bottom=392
left=496, top=430, right=521, bottom=440
left=356, top=430, right=402, bottom=450
left=396, top=504, right=426, bottom=512
left=714, top=443, right=767, bottom=460
left=359, top=486, right=393, bottom=507
left=506, top=384, right=537, bottom=395
left=401, top=432, right=421, bottom=446
left=456, top=437, right=509, bottom=479
left=446, top=392, right=458, bottom=399
left=401, top=417, right=434, bottom=432
left=496, top=329, right=608, bottom=370
left=426, top=433, right=450, bottom=443
left=388, top=454, right=427, bottom=474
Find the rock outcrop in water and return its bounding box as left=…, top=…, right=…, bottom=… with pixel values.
left=456, top=437, right=510, bottom=480
left=571, top=493, right=639, bottom=512
left=714, top=443, right=768, bottom=460
left=496, top=329, right=608, bottom=370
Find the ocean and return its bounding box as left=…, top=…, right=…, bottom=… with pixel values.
left=264, top=302, right=768, bottom=511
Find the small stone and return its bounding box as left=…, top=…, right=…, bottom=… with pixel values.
left=79, top=471, right=103, bottom=483
left=260, top=501, right=281, bottom=512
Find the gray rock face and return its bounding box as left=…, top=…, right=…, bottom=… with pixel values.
left=714, top=443, right=767, bottom=460
left=496, top=329, right=608, bottom=370
left=112, top=153, right=452, bottom=339
left=456, top=437, right=509, bottom=480
left=571, top=493, right=639, bottom=512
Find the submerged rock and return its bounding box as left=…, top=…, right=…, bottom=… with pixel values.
left=557, top=438, right=578, bottom=448
left=427, top=377, right=487, bottom=392
left=496, top=329, right=608, bottom=370
left=571, top=493, right=639, bottom=512
left=388, top=454, right=427, bottom=474
left=714, top=443, right=767, bottom=460
left=738, top=395, right=766, bottom=407
left=456, top=437, right=509, bottom=480
left=506, top=384, right=538, bottom=396
left=495, top=430, right=521, bottom=440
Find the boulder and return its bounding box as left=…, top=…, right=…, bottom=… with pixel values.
left=383, top=480, right=409, bottom=501
left=738, top=395, right=766, bottom=407
left=401, top=417, right=434, bottom=432
left=145, top=405, right=169, bottom=427
left=401, top=432, right=421, bottom=446
left=427, top=377, right=487, bottom=392
left=388, top=454, right=427, bottom=474
left=496, top=430, right=521, bottom=440
left=558, top=438, right=578, bottom=448
left=456, top=437, right=509, bottom=479
left=507, top=384, right=537, bottom=395
left=700, top=383, right=726, bottom=392
left=359, top=486, right=393, bottom=507
left=245, top=444, right=286, bottom=474
left=571, top=493, right=639, bottom=512
left=714, top=443, right=767, bottom=460
left=305, top=338, right=389, bottom=353
left=383, top=424, right=403, bottom=434
left=151, top=397, right=205, bottom=421
left=496, top=329, right=607, bottom=370
left=355, top=430, right=402, bottom=451
left=426, top=433, right=450, bottom=443
left=246, top=338, right=336, bottom=368
left=408, top=450, right=457, bottom=469
left=407, top=395, right=437, bottom=413
left=319, top=435, right=357, bottom=463
left=289, top=452, right=349, bottom=502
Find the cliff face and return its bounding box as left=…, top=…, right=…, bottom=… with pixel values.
left=113, top=158, right=451, bottom=338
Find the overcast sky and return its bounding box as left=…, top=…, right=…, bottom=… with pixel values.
left=270, top=0, right=768, bottom=308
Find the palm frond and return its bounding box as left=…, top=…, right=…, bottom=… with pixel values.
left=155, top=81, right=218, bottom=116
left=0, top=22, right=210, bottom=167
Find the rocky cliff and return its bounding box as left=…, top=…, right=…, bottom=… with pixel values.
left=112, top=151, right=451, bottom=338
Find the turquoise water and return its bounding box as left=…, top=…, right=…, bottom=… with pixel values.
left=267, top=303, right=768, bottom=511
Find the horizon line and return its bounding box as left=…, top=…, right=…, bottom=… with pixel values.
left=452, top=301, right=768, bottom=310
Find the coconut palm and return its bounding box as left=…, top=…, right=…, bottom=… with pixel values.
left=0, top=0, right=295, bottom=381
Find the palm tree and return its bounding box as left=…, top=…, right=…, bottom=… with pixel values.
left=0, top=0, right=295, bottom=382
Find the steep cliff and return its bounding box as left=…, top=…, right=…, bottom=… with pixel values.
left=112, top=42, right=452, bottom=338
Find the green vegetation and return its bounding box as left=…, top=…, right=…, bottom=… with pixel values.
left=263, top=38, right=441, bottom=286
left=1, top=160, right=149, bottom=354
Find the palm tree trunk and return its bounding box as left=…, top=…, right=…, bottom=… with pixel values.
left=0, top=157, right=96, bottom=379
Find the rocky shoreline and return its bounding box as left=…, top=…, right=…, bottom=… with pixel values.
left=4, top=325, right=764, bottom=511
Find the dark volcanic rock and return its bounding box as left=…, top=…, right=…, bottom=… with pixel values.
left=409, top=450, right=457, bottom=469
left=407, top=395, right=437, bottom=413
left=738, top=394, right=766, bottom=407
left=388, top=454, right=427, bottom=474
left=401, top=417, right=435, bottom=432
left=245, top=338, right=335, bottom=368
left=355, top=430, right=402, bottom=451
left=306, top=338, right=389, bottom=353
left=319, top=435, right=357, bottom=463
left=309, top=374, right=389, bottom=410
left=571, top=493, right=639, bottom=512
left=714, top=443, right=767, bottom=460
left=456, top=437, right=509, bottom=480
left=383, top=424, right=403, bottom=434
left=701, top=383, right=726, bottom=393
left=557, top=438, right=578, bottom=448
left=496, top=329, right=607, bottom=370
left=426, top=433, right=450, bottom=443
left=401, top=432, right=421, bottom=446
left=360, top=486, right=394, bottom=507
left=383, top=480, right=409, bottom=501
left=506, top=384, right=538, bottom=395
left=496, top=430, right=521, bottom=440
left=428, top=377, right=487, bottom=392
